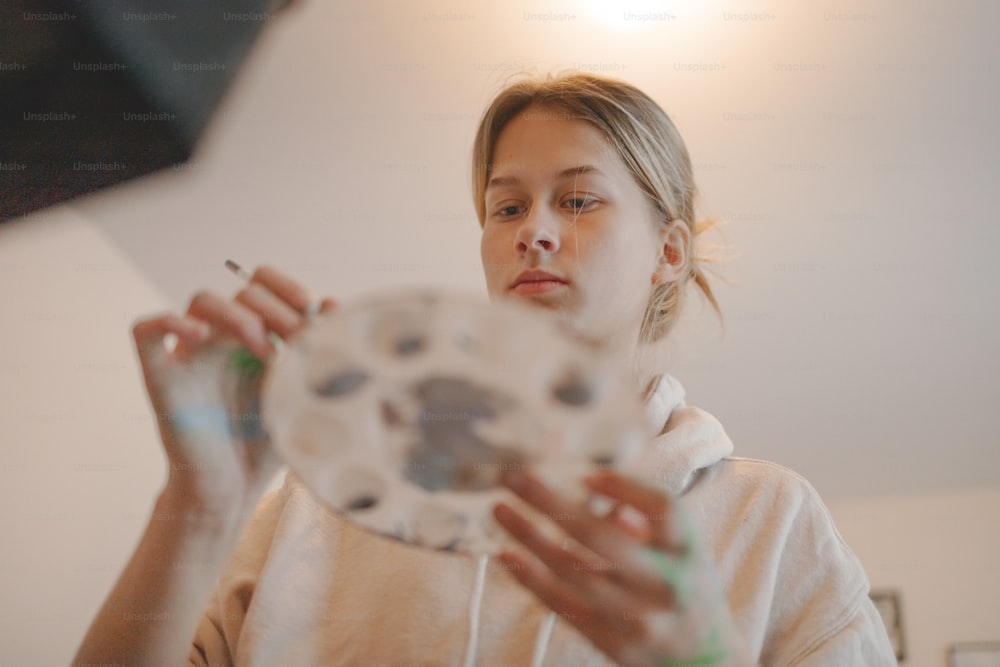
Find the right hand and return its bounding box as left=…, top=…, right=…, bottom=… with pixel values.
left=132, top=265, right=337, bottom=517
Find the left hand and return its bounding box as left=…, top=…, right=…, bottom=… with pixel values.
left=493, top=469, right=744, bottom=667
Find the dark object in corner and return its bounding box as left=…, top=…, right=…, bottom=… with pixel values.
left=0, top=0, right=294, bottom=221
left=869, top=589, right=905, bottom=662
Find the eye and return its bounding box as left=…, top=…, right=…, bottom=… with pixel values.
left=562, top=193, right=598, bottom=213
left=490, top=202, right=525, bottom=219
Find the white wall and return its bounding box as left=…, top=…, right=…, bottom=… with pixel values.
left=829, top=487, right=1000, bottom=667
left=0, top=208, right=251, bottom=664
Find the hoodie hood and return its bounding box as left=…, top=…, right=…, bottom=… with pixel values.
left=632, top=373, right=735, bottom=496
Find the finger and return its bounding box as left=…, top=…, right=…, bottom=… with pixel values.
left=250, top=265, right=323, bottom=316
left=585, top=473, right=708, bottom=611
left=584, top=470, right=670, bottom=519
left=132, top=313, right=211, bottom=372
left=496, top=550, right=599, bottom=627
left=233, top=282, right=304, bottom=340
left=496, top=550, right=641, bottom=662
left=132, top=314, right=215, bottom=437
left=584, top=470, right=684, bottom=554
left=503, top=472, right=680, bottom=601
left=185, top=290, right=272, bottom=358
left=608, top=503, right=654, bottom=542
left=132, top=312, right=211, bottom=348
left=502, top=471, right=637, bottom=568
left=494, top=502, right=621, bottom=589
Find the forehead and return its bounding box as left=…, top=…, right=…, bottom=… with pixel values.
left=488, top=107, right=623, bottom=181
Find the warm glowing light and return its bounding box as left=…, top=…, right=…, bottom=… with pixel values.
left=584, top=0, right=680, bottom=30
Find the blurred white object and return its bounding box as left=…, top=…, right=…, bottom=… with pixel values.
left=261, top=289, right=651, bottom=553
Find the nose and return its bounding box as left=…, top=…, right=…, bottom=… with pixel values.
left=515, top=206, right=560, bottom=255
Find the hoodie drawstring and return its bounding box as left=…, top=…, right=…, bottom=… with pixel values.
left=463, top=555, right=556, bottom=667
left=530, top=611, right=556, bottom=667
left=463, top=554, right=490, bottom=667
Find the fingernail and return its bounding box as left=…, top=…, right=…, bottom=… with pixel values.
left=187, top=321, right=211, bottom=339
left=493, top=502, right=513, bottom=521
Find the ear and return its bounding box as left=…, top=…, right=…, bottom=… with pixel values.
left=651, top=219, right=691, bottom=286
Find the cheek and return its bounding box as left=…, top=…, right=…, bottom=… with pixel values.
left=575, top=224, right=633, bottom=277
left=579, top=224, right=657, bottom=304
left=480, top=229, right=505, bottom=289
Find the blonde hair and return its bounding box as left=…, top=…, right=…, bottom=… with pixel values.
left=472, top=73, right=726, bottom=343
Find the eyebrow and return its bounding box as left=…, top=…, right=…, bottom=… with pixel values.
left=486, top=165, right=602, bottom=190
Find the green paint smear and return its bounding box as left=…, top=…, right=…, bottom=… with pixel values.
left=659, top=622, right=730, bottom=666
left=229, top=347, right=265, bottom=376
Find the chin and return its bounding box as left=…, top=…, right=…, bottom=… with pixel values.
left=506, top=292, right=567, bottom=314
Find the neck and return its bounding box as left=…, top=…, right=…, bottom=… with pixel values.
left=567, top=319, right=665, bottom=396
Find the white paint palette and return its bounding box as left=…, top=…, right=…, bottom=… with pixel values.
left=261, top=290, right=651, bottom=553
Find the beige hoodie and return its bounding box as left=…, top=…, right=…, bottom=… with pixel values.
left=188, top=375, right=896, bottom=666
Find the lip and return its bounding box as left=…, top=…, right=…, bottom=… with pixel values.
left=511, top=269, right=567, bottom=295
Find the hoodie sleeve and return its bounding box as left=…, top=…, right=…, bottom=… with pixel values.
left=789, top=596, right=898, bottom=666
left=186, top=477, right=292, bottom=666
left=683, top=456, right=896, bottom=666
left=782, top=497, right=897, bottom=666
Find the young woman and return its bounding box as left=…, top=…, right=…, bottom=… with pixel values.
left=73, top=74, right=897, bottom=666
